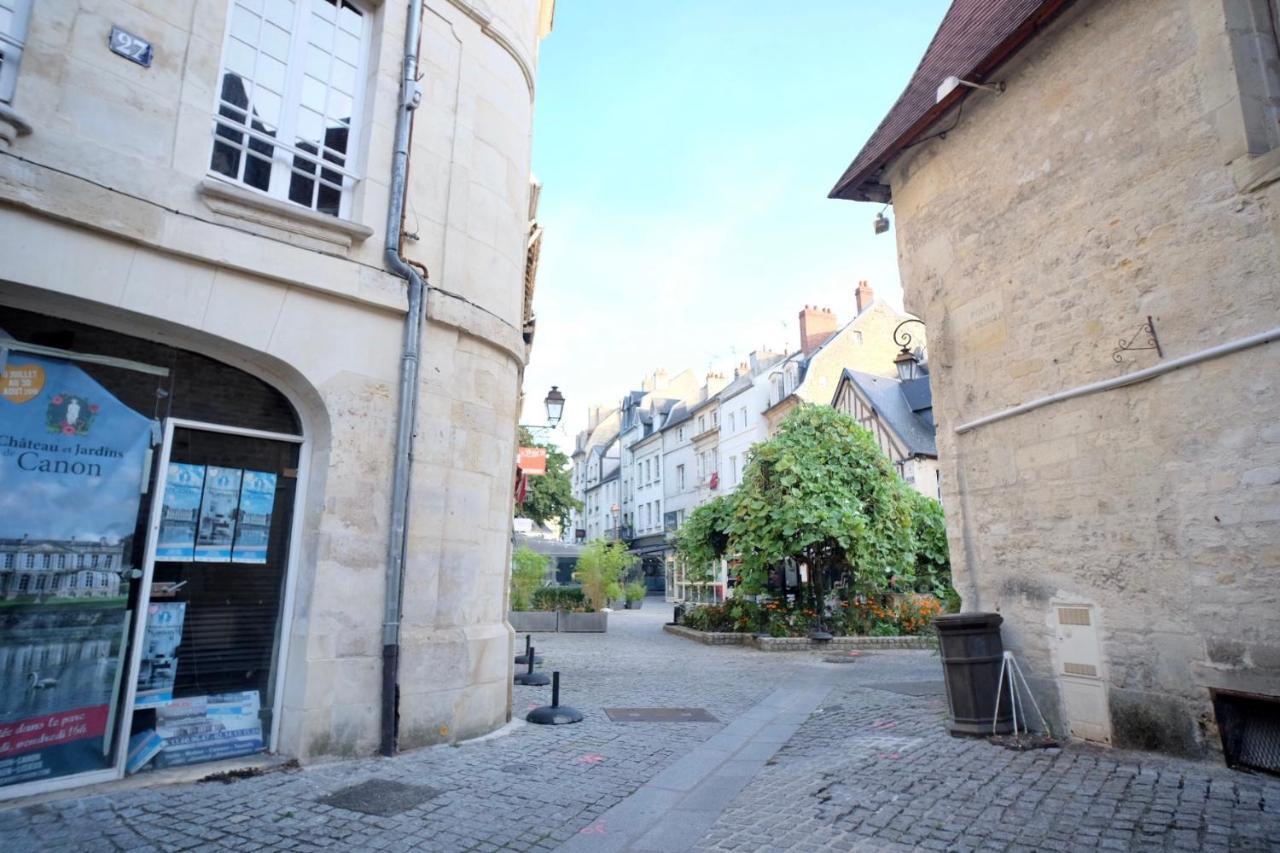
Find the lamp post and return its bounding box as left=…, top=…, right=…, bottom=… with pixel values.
left=892, top=319, right=926, bottom=381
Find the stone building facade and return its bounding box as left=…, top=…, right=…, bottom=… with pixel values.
left=0, top=0, right=553, bottom=791
left=832, top=0, right=1280, bottom=758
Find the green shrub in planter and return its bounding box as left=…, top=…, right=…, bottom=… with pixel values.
left=625, top=581, right=646, bottom=605
left=510, top=546, right=549, bottom=612
left=531, top=585, right=589, bottom=612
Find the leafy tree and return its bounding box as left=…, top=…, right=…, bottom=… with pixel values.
left=904, top=490, right=957, bottom=603
left=573, top=539, right=634, bottom=610
left=516, top=427, right=582, bottom=529
left=509, top=545, right=549, bottom=611
left=674, top=495, right=736, bottom=582
left=728, top=405, right=915, bottom=604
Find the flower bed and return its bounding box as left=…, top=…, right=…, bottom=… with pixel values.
left=676, top=595, right=945, bottom=639
left=662, top=623, right=932, bottom=651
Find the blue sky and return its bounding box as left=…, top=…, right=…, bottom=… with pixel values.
left=521, top=2, right=950, bottom=446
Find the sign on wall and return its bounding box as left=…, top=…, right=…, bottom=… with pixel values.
left=0, top=353, right=154, bottom=788
left=517, top=446, right=547, bottom=476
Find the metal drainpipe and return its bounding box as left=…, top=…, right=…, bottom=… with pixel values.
left=381, top=0, right=426, bottom=758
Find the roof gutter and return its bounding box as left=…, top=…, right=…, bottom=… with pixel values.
left=829, top=0, right=1076, bottom=202
left=381, top=0, right=426, bottom=758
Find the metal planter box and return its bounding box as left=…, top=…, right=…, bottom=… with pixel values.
left=558, top=611, right=607, bottom=633
left=508, top=611, right=558, bottom=633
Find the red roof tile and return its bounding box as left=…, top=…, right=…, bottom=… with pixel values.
left=829, top=0, right=1076, bottom=203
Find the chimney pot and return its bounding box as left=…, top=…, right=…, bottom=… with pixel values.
left=855, top=281, right=875, bottom=315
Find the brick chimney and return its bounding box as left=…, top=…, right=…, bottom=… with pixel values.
left=799, top=305, right=837, bottom=356
left=855, top=280, right=874, bottom=315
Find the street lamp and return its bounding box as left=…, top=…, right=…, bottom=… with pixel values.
left=892, top=319, right=926, bottom=381
left=521, top=385, right=567, bottom=435
left=545, top=386, right=565, bottom=428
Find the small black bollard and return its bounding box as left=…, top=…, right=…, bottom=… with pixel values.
left=514, top=644, right=550, bottom=686
left=527, top=672, right=583, bottom=725
left=514, top=634, right=542, bottom=666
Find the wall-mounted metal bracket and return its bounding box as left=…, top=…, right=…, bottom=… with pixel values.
left=1112, top=316, right=1163, bottom=363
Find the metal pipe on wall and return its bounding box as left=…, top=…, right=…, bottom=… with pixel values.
left=381, top=0, right=426, bottom=758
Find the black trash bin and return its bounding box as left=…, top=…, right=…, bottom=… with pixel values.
left=935, top=612, right=1013, bottom=736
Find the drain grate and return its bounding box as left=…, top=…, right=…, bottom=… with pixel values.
left=866, top=681, right=945, bottom=697
left=1213, top=690, right=1280, bottom=777
left=604, top=707, right=719, bottom=723
left=319, top=779, right=443, bottom=816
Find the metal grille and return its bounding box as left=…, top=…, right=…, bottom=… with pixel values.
left=604, top=708, right=719, bottom=723
left=1213, top=690, right=1280, bottom=777
left=1058, top=607, right=1091, bottom=626
left=1063, top=662, right=1097, bottom=677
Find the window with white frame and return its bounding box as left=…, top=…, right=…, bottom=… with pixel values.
left=211, top=0, right=369, bottom=217
left=728, top=413, right=735, bottom=432
left=0, top=0, right=31, bottom=104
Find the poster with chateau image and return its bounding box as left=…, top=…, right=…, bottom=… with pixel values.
left=231, top=470, right=276, bottom=564
left=0, top=350, right=154, bottom=788
left=194, top=466, right=242, bottom=562
left=156, top=464, right=205, bottom=561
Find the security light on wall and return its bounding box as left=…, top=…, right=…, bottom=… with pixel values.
left=936, top=75, right=1005, bottom=103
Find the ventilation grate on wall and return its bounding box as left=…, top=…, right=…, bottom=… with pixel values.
left=1213, top=690, right=1280, bottom=777
left=1058, top=607, right=1091, bottom=626
left=1063, top=662, right=1098, bottom=677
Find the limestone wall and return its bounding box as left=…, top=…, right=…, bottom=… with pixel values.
left=0, top=0, right=549, bottom=760
left=885, top=0, right=1280, bottom=756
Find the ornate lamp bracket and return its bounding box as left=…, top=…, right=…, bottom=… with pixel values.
left=1112, top=316, right=1163, bottom=364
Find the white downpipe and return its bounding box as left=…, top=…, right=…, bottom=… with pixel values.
left=954, top=325, right=1280, bottom=435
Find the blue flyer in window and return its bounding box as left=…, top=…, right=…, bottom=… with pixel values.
left=231, top=470, right=276, bottom=564
left=195, top=466, right=242, bottom=562
left=156, top=464, right=205, bottom=561
left=134, top=602, right=186, bottom=708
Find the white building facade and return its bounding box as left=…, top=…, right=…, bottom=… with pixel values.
left=0, top=0, right=554, bottom=798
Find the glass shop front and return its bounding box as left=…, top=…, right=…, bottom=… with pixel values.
left=0, top=306, right=304, bottom=797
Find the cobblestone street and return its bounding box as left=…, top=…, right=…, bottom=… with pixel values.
left=3, top=604, right=1278, bottom=852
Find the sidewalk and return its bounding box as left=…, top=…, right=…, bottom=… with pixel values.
left=2, top=602, right=1278, bottom=852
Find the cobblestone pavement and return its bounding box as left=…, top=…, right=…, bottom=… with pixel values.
left=694, top=679, right=1280, bottom=853
left=2, top=603, right=1278, bottom=852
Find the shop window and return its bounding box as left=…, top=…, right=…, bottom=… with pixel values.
left=1, top=305, right=302, bottom=794
left=0, top=0, right=32, bottom=104
left=210, top=0, right=371, bottom=217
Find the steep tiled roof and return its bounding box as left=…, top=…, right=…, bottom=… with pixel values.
left=841, top=369, right=937, bottom=457
left=829, top=0, right=1074, bottom=202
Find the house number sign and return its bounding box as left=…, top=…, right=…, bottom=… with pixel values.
left=109, top=25, right=153, bottom=67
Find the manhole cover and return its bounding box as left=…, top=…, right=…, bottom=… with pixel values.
left=319, top=779, right=442, bottom=816
left=866, top=681, right=945, bottom=697
left=604, top=708, right=719, bottom=723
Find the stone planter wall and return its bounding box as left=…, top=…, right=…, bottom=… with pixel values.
left=508, top=611, right=558, bottom=632
left=558, top=611, right=608, bottom=633
left=663, top=624, right=745, bottom=645
left=663, top=624, right=932, bottom=651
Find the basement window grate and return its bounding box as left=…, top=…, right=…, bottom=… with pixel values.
left=1212, top=690, right=1280, bottom=777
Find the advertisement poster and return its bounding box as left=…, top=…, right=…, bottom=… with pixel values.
left=152, top=691, right=264, bottom=768
left=231, top=470, right=276, bottom=564
left=0, top=352, right=153, bottom=789
left=194, top=467, right=242, bottom=562
left=156, top=464, right=205, bottom=561
left=134, top=603, right=186, bottom=708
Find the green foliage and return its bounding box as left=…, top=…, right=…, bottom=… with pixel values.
left=678, top=594, right=944, bottom=638
left=573, top=540, right=635, bottom=611
left=674, top=496, right=735, bottom=582
left=729, top=404, right=916, bottom=595
left=509, top=546, right=549, bottom=612
left=531, top=584, right=588, bottom=612
left=624, top=581, right=647, bottom=602
left=516, top=427, right=583, bottom=529
left=904, top=490, right=957, bottom=602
